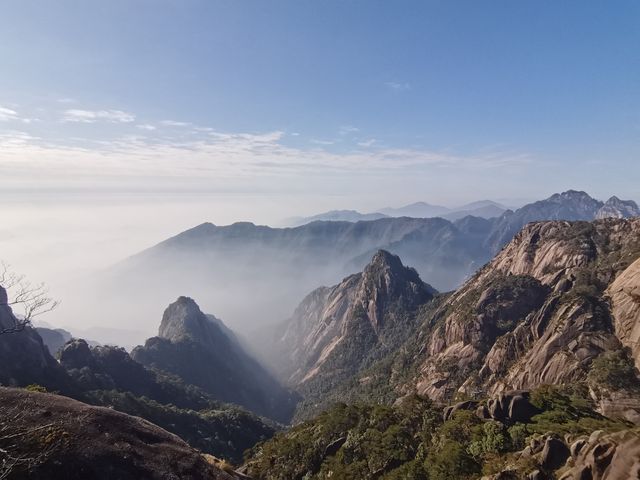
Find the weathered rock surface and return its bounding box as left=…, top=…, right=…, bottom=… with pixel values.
left=0, top=387, right=240, bottom=480
left=274, top=250, right=436, bottom=389
left=596, top=196, right=640, bottom=220
left=486, top=391, right=540, bottom=424
left=409, top=218, right=640, bottom=402
left=560, top=429, right=640, bottom=479
left=540, top=436, right=570, bottom=470
left=607, top=257, right=640, bottom=370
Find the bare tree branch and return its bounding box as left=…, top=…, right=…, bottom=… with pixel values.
left=0, top=262, right=59, bottom=335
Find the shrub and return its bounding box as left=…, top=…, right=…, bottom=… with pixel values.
left=25, top=384, right=47, bottom=393
left=507, top=423, right=529, bottom=450
left=468, top=421, right=508, bottom=458
left=589, top=349, right=640, bottom=391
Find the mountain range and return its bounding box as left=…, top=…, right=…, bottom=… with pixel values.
left=284, top=199, right=510, bottom=226
left=2, top=208, right=640, bottom=478
left=83, top=190, right=639, bottom=345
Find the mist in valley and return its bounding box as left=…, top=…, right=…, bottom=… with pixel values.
left=4, top=190, right=473, bottom=349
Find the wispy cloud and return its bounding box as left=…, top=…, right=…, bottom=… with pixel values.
left=160, top=120, right=191, bottom=127
left=0, top=106, right=19, bottom=122
left=63, top=109, right=135, bottom=123
left=0, top=125, right=532, bottom=190
left=0, top=105, right=34, bottom=124
left=357, top=139, right=376, bottom=148
left=0, top=102, right=532, bottom=191
left=339, top=125, right=359, bottom=135
left=385, top=81, right=411, bottom=92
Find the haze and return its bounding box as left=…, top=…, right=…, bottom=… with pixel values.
left=1, top=1, right=639, bottom=346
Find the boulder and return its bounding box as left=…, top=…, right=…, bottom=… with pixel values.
left=540, top=436, right=570, bottom=470
left=560, top=429, right=640, bottom=479
left=485, top=391, right=540, bottom=424
left=443, top=400, right=479, bottom=421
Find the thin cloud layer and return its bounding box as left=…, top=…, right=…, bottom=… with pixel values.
left=63, top=109, right=136, bottom=123
left=0, top=102, right=532, bottom=191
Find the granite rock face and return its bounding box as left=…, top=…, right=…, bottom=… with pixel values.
left=273, top=250, right=436, bottom=389
left=607, top=257, right=640, bottom=369
left=596, top=196, right=640, bottom=220
left=560, top=429, right=640, bottom=479
left=408, top=218, right=640, bottom=405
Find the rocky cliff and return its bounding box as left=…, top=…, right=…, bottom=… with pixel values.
left=272, top=250, right=436, bottom=417
left=403, top=218, right=640, bottom=421
left=0, top=286, right=73, bottom=393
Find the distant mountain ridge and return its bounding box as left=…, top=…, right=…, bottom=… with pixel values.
left=284, top=210, right=388, bottom=226
left=85, top=190, right=640, bottom=344
left=286, top=199, right=509, bottom=226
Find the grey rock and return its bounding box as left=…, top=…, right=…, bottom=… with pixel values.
left=560, top=430, right=640, bottom=479
left=540, top=437, right=570, bottom=471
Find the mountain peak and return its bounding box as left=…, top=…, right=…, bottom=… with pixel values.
left=552, top=190, right=595, bottom=202
left=360, top=250, right=436, bottom=315
left=596, top=196, right=640, bottom=219
left=158, top=296, right=219, bottom=343
left=368, top=249, right=405, bottom=271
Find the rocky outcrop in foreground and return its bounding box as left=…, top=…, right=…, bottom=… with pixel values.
left=560, top=429, right=640, bottom=479
left=0, top=387, right=243, bottom=480
left=0, top=286, right=74, bottom=394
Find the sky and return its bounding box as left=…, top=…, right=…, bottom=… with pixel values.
left=0, top=1, right=639, bottom=336
left=0, top=0, right=638, bottom=202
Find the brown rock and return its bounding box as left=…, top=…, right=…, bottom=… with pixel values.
left=560, top=429, right=640, bottom=480
left=0, top=387, right=239, bottom=480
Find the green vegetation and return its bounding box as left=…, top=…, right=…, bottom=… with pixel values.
left=528, top=384, right=630, bottom=436
left=83, top=389, right=272, bottom=463
left=24, top=384, right=48, bottom=393
left=245, top=384, right=632, bottom=480
left=588, top=349, right=640, bottom=391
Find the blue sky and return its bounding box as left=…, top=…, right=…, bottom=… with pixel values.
left=0, top=0, right=639, bottom=204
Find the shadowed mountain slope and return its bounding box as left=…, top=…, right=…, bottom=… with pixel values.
left=132, top=296, right=298, bottom=423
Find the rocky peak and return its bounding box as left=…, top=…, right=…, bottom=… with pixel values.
left=357, top=250, right=435, bottom=330
left=542, top=190, right=603, bottom=217
left=0, top=285, right=8, bottom=305
left=596, top=196, right=640, bottom=219
left=271, top=251, right=436, bottom=411
left=133, top=296, right=298, bottom=423
left=158, top=296, right=222, bottom=345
